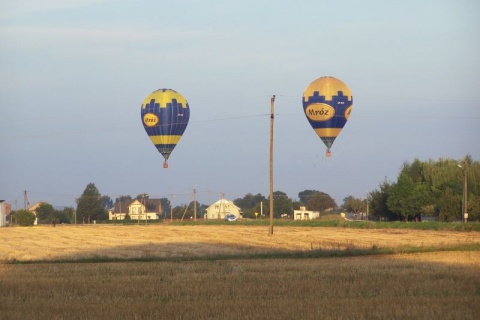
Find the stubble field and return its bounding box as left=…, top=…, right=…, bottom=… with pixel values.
left=1, top=224, right=479, bottom=319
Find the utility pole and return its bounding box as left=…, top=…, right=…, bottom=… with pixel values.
left=269, top=95, right=275, bottom=235
left=143, top=193, right=147, bottom=225
left=74, top=194, right=77, bottom=225
left=24, top=190, right=28, bottom=210
left=458, top=161, right=468, bottom=223
left=193, top=186, right=197, bottom=221
left=170, top=194, right=175, bottom=222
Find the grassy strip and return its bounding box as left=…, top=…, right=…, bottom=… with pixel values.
left=178, top=219, right=480, bottom=231
left=4, top=243, right=479, bottom=265
left=28, top=218, right=480, bottom=231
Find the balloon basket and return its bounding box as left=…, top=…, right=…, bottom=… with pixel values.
left=163, top=162, right=168, bottom=168
left=326, top=150, right=331, bottom=158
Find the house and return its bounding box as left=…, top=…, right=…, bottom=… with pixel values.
left=29, top=201, right=46, bottom=225
left=108, top=199, right=162, bottom=220
left=206, top=198, right=241, bottom=220
left=293, top=206, right=320, bottom=220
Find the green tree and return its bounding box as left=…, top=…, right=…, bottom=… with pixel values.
left=234, top=193, right=267, bottom=218
left=54, top=207, right=74, bottom=224
left=342, top=196, right=365, bottom=214
left=100, top=195, right=113, bottom=210
left=180, top=201, right=208, bottom=220
left=387, top=173, right=418, bottom=220
left=160, top=198, right=171, bottom=218
left=306, top=192, right=336, bottom=212
left=13, top=209, right=36, bottom=226
left=76, top=183, right=107, bottom=223
left=369, top=180, right=397, bottom=220
left=35, top=203, right=56, bottom=223
left=368, top=156, right=479, bottom=221
left=298, top=190, right=320, bottom=206
left=437, top=187, right=460, bottom=222
left=268, top=191, right=293, bottom=218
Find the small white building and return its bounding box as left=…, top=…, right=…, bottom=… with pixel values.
left=293, top=206, right=320, bottom=220
left=206, top=198, right=241, bottom=220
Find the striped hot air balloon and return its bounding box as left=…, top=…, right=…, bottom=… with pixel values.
left=302, top=76, right=352, bottom=157
left=141, top=88, right=190, bottom=168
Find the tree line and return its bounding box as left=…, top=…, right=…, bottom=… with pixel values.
left=8, top=156, right=478, bottom=225
left=368, top=156, right=479, bottom=222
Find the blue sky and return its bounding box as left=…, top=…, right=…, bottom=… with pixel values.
left=1, top=0, right=479, bottom=209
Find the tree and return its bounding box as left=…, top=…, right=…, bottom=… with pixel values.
left=298, top=190, right=320, bottom=206
left=55, top=207, right=74, bottom=224
left=342, top=196, right=365, bottom=214
left=437, top=187, right=460, bottom=222
left=306, top=192, right=336, bottom=212
left=369, top=179, right=397, bottom=220
left=76, top=183, right=107, bottom=223
left=234, top=193, right=267, bottom=218
left=100, top=195, right=113, bottom=210
left=387, top=173, right=418, bottom=220
left=269, top=191, right=293, bottom=218
left=180, top=201, right=208, bottom=220
left=116, top=195, right=132, bottom=203
left=135, top=193, right=149, bottom=201
left=160, top=198, right=171, bottom=217
left=13, top=209, right=36, bottom=226
left=35, top=203, right=56, bottom=223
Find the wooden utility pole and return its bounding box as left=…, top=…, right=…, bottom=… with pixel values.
left=269, top=95, right=275, bottom=235
left=193, top=186, right=197, bottom=221
left=24, top=190, right=28, bottom=210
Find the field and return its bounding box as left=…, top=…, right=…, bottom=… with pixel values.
left=1, top=224, right=479, bottom=319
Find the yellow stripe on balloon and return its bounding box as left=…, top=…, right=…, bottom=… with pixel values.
left=314, top=128, right=343, bottom=137
left=303, top=77, right=352, bottom=101
left=142, top=89, right=188, bottom=109
left=149, top=135, right=183, bottom=145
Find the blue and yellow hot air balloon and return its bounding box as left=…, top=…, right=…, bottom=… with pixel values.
left=141, top=88, right=190, bottom=168
left=302, top=76, right=352, bottom=157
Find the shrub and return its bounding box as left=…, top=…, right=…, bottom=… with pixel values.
left=13, top=210, right=36, bottom=226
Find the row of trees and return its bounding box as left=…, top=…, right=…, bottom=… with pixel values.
left=368, top=156, right=479, bottom=221
left=232, top=190, right=337, bottom=219
left=8, top=156, right=478, bottom=225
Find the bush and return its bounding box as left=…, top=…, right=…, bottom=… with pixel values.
left=13, top=210, right=36, bottom=226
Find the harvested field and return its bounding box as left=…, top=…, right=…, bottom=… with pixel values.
left=1, top=225, right=479, bottom=319
left=0, top=224, right=478, bottom=262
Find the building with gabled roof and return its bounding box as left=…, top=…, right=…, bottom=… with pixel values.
left=206, top=198, right=241, bottom=220
left=108, top=198, right=162, bottom=220
left=28, top=201, right=47, bottom=225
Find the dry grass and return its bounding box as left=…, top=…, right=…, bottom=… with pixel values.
left=1, top=224, right=478, bottom=262
left=0, top=225, right=479, bottom=319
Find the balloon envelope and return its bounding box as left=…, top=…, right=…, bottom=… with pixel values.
left=140, top=89, right=190, bottom=167
left=302, top=76, right=352, bottom=155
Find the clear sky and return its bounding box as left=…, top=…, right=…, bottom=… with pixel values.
left=1, top=0, right=479, bottom=209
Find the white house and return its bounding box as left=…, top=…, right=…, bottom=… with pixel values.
left=206, top=198, right=241, bottom=220
left=108, top=199, right=162, bottom=220
left=293, top=206, right=320, bottom=220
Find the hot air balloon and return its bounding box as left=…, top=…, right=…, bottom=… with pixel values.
left=141, top=88, right=190, bottom=168
left=302, top=76, right=352, bottom=157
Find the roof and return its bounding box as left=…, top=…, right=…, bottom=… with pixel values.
left=28, top=202, right=46, bottom=212
left=207, top=198, right=240, bottom=210
left=111, top=199, right=163, bottom=214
